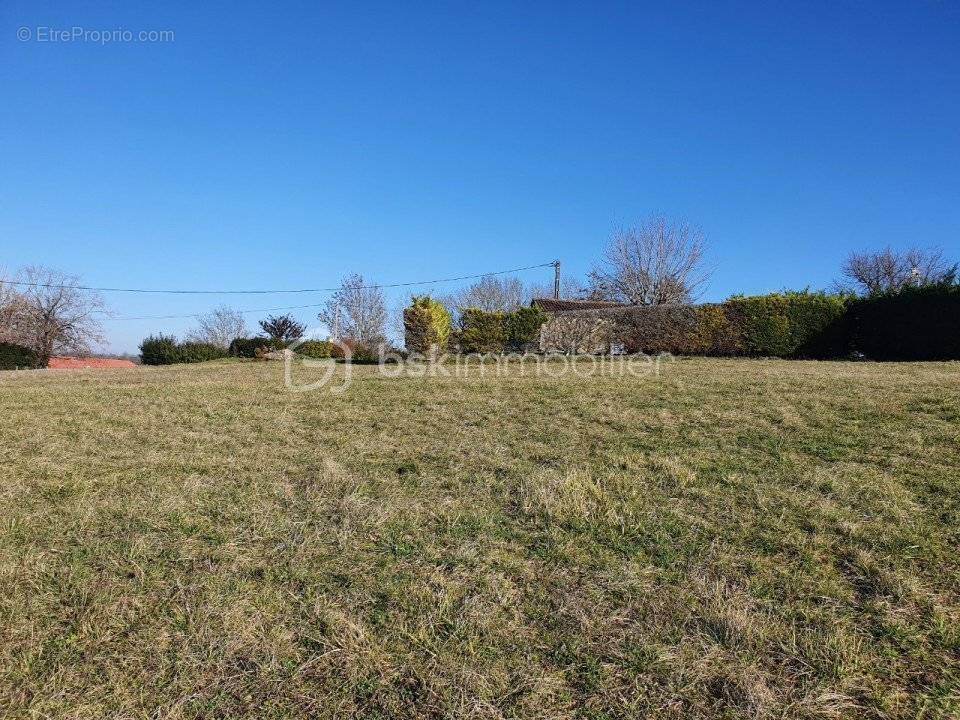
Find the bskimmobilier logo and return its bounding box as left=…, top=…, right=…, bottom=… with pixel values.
left=283, top=331, right=673, bottom=394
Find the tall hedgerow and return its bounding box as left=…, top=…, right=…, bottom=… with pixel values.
left=846, top=283, right=960, bottom=360
left=0, top=342, right=40, bottom=370
left=140, top=335, right=229, bottom=365
left=725, top=291, right=849, bottom=357
left=506, top=306, right=548, bottom=349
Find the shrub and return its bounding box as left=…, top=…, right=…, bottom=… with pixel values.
left=351, top=343, right=379, bottom=364
left=457, top=308, right=508, bottom=353
left=0, top=342, right=40, bottom=370
left=139, top=334, right=181, bottom=365
left=847, top=284, right=960, bottom=360
left=179, top=342, right=229, bottom=363
left=229, top=336, right=277, bottom=358
left=140, top=335, right=229, bottom=365
left=329, top=337, right=355, bottom=360
left=506, top=306, right=548, bottom=349
left=404, top=296, right=451, bottom=354
left=293, top=339, right=333, bottom=359
left=327, top=337, right=379, bottom=363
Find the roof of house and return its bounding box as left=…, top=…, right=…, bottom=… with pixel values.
left=531, top=297, right=627, bottom=312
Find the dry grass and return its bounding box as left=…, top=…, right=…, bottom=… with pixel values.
left=0, top=357, right=958, bottom=719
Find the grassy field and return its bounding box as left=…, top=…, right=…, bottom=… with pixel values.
left=1, top=357, right=958, bottom=719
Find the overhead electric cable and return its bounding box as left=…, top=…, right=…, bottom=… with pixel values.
left=68, top=261, right=558, bottom=320
left=6, top=262, right=556, bottom=295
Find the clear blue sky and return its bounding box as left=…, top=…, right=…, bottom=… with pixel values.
left=2, top=1, right=958, bottom=352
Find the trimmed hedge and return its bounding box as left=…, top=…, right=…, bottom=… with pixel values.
left=611, top=305, right=724, bottom=355
left=450, top=306, right=549, bottom=353
left=727, top=291, right=849, bottom=358
left=0, top=342, right=40, bottom=370
left=140, top=335, right=229, bottom=365
left=542, top=287, right=959, bottom=360
left=846, top=284, right=960, bottom=360
left=404, top=296, right=451, bottom=354
left=611, top=291, right=849, bottom=358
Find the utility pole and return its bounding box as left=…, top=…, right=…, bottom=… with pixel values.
left=332, top=303, right=340, bottom=340
left=553, top=260, right=561, bottom=299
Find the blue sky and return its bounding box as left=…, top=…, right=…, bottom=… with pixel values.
left=2, top=1, right=958, bottom=352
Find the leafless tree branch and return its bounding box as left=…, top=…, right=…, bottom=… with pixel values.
left=589, top=215, right=710, bottom=305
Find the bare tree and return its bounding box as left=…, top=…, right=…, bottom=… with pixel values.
left=452, top=275, right=526, bottom=313
left=258, top=313, right=305, bottom=343
left=839, top=246, right=954, bottom=295
left=9, top=266, right=106, bottom=363
left=527, top=277, right=588, bottom=302
left=437, top=275, right=530, bottom=328
left=188, top=306, right=248, bottom=348
left=318, top=274, right=387, bottom=346
left=0, top=270, right=32, bottom=346
left=589, top=215, right=710, bottom=305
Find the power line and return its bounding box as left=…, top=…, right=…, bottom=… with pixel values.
left=105, top=299, right=332, bottom=321
left=7, top=262, right=555, bottom=296
left=82, top=261, right=557, bottom=321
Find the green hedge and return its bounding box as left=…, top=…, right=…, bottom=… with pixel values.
left=140, top=335, right=229, bottom=365
left=229, top=337, right=282, bottom=358
left=611, top=304, right=735, bottom=355
left=846, top=284, right=960, bottom=360
left=0, top=342, right=40, bottom=370
left=726, top=291, right=849, bottom=358
left=457, top=309, right=507, bottom=353
left=451, top=306, right=548, bottom=353
left=542, top=291, right=850, bottom=358
left=506, top=306, right=548, bottom=348
left=560, top=287, right=958, bottom=360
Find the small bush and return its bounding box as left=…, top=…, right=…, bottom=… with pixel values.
left=351, top=343, right=379, bottom=364
left=140, top=335, right=229, bottom=365
left=293, top=339, right=333, bottom=359
left=327, top=337, right=379, bottom=363
left=404, top=296, right=451, bottom=354
left=0, top=342, right=40, bottom=370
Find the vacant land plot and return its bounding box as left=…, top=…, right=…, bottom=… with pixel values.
left=1, top=358, right=958, bottom=719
